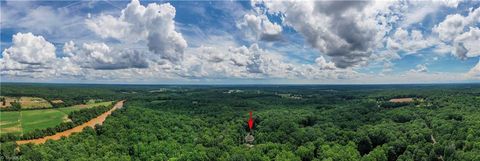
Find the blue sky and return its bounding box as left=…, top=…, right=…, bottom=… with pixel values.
left=1, top=0, right=480, bottom=84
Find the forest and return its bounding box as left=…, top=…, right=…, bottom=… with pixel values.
left=1, top=83, right=480, bottom=161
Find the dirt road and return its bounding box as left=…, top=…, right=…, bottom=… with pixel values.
left=16, top=100, right=124, bottom=145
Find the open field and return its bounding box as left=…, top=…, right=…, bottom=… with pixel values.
left=0, top=101, right=113, bottom=134
left=19, top=97, right=52, bottom=109
left=0, top=96, right=18, bottom=108
left=20, top=109, right=65, bottom=133
left=388, top=97, right=414, bottom=103
left=0, top=111, right=21, bottom=134
left=57, top=101, right=113, bottom=114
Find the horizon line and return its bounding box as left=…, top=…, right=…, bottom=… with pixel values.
left=1, top=81, right=480, bottom=86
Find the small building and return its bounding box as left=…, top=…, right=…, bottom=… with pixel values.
left=245, top=133, right=254, bottom=144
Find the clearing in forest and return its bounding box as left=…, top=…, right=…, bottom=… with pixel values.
left=389, top=98, right=414, bottom=103
left=56, top=101, right=113, bottom=114
left=19, top=97, right=52, bottom=109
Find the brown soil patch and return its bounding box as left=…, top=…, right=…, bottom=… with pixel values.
left=16, top=100, right=124, bottom=145
left=389, top=98, right=414, bottom=103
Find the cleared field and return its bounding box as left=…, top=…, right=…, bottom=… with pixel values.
left=56, top=101, right=112, bottom=114
left=0, top=111, right=21, bottom=134
left=389, top=98, right=414, bottom=103
left=19, top=97, right=52, bottom=109
left=0, top=96, right=19, bottom=108
left=0, top=101, right=113, bottom=135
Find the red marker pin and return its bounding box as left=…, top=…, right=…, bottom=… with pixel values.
left=248, top=111, right=254, bottom=130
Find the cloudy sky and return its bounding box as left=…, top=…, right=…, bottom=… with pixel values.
left=1, top=0, right=480, bottom=84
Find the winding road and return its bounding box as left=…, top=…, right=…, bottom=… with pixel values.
left=16, top=100, right=124, bottom=145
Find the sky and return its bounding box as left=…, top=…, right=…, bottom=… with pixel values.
left=1, top=0, right=480, bottom=84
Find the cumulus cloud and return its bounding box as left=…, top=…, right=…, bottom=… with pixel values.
left=237, top=13, right=282, bottom=41
left=466, top=59, right=480, bottom=78
left=401, top=1, right=461, bottom=27
left=177, top=43, right=351, bottom=80
left=409, top=64, right=428, bottom=73
left=315, top=56, right=336, bottom=70
left=433, top=8, right=480, bottom=41
left=2, top=0, right=479, bottom=84
left=1, top=33, right=85, bottom=79
left=179, top=44, right=291, bottom=78
left=442, top=0, right=461, bottom=8
left=64, top=42, right=149, bottom=70
left=453, top=27, right=480, bottom=59
left=433, top=8, right=480, bottom=59
left=386, top=28, right=435, bottom=53
left=86, top=0, right=187, bottom=63
left=2, top=33, right=56, bottom=65
left=257, top=1, right=389, bottom=68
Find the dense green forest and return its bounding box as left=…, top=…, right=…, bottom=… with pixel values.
left=1, top=83, right=480, bottom=160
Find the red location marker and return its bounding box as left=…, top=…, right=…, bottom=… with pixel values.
left=248, top=111, right=254, bottom=130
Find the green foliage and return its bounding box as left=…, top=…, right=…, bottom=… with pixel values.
left=1, top=84, right=480, bottom=160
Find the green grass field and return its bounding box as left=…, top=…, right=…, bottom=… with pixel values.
left=20, top=109, right=66, bottom=133
left=57, top=101, right=112, bottom=114
left=0, top=101, right=113, bottom=135
left=0, top=111, right=21, bottom=134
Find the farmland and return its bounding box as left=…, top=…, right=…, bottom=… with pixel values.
left=389, top=98, right=414, bottom=103
left=0, top=101, right=113, bottom=135
left=0, top=96, right=52, bottom=109
left=0, top=112, right=21, bottom=135
left=20, top=109, right=66, bottom=133
left=55, top=101, right=113, bottom=114
left=18, top=97, right=52, bottom=109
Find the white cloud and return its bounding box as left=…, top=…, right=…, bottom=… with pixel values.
left=453, top=27, right=480, bottom=58
left=466, top=59, right=480, bottom=78
left=432, top=8, right=480, bottom=59
left=409, top=64, right=428, bottom=73
left=315, top=56, right=336, bottom=70
left=2, top=33, right=56, bottom=65
left=387, top=28, right=435, bottom=53
left=177, top=42, right=352, bottom=80
left=1, top=1, right=92, bottom=45
left=1, top=0, right=479, bottom=84
left=86, top=0, right=187, bottom=63
left=433, top=8, right=480, bottom=42
left=64, top=41, right=149, bottom=70
left=237, top=13, right=282, bottom=41
left=258, top=1, right=394, bottom=68
left=0, top=34, right=84, bottom=80
left=442, top=0, right=461, bottom=8
left=401, top=0, right=461, bottom=27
